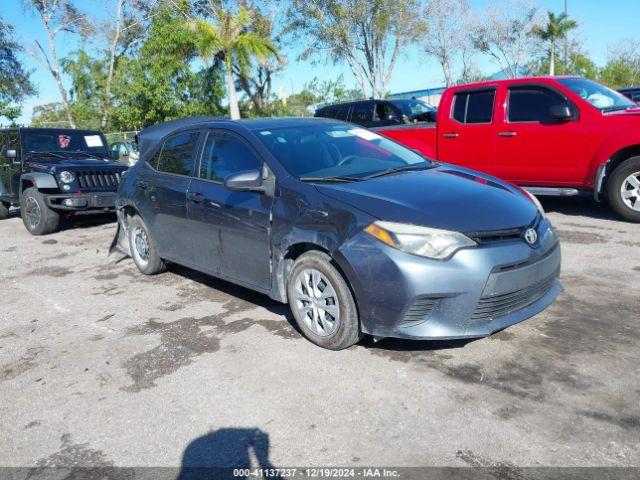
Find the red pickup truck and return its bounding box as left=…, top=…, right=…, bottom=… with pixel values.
left=378, top=77, right=640, bottom=222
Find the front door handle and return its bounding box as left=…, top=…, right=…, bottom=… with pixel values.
left=136, top=180, right=149, bottom=190
left=187, top=192, right=205, bottom=203
left=443, top=132, right=459, bottom=138
left=499, top=131, right=517, bottom=137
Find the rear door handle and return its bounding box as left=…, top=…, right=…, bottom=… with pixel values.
left=443, top=133, right=459, bottom=138
left=499, top=131, right=517, bottom=137
left=187, top=192, right=205, bottom=203
left=136, top=180, right=149, bottom=190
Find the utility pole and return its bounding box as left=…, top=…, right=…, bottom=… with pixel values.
left=563, top=0, right=569, bottom=66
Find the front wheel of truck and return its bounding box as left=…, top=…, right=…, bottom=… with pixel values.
left=0, top=201, right=9, bottom=220
left=607, top=156, right=640, bottom=223
left=20, top=188, right=60, bottom=235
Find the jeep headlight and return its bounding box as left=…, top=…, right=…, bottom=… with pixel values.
left=59, top=171, right=75, bottom=184
left=364, top=221, right=476, bottom=260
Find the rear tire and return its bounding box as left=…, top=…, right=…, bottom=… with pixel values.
left=0, top=201, right=9, bottom=220
left=287, top=251, right=362, bottom=350
left=20, top=188, right=60, bottom=235
left=607, top=156, right=640, bottom=223
left=127, top=215, right=166, bottom=275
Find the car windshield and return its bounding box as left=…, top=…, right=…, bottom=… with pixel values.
left=389, top=99, right=435, bottom=117
left=255, top=124, right=431, bottom=180
left=22, top=130, right=111, bottom=160
left=557, top=78, right=636, bottom=112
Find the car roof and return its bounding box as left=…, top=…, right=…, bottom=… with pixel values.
left=136, top=116, right=346, bottom=159
left=449, top=76, right=582, bottom=90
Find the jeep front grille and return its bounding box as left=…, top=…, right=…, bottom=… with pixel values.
left=76, top=170, right=122, bottom=190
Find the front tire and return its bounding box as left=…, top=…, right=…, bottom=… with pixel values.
left=20, top=188, right=60, bottom=235
left=287, top=251, right=361, bottom=350
left=0, top=201, right=9, bottom=220
left=127, top=215, right=166, bottom=275
left=607, top=156, right=640, bottom=222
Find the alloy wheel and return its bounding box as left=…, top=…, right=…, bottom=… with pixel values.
left=132, top=226, right=150, bottom=266
left=620, top=171, right=640, bottom=211
left=24, top=197, right=41, bottom=229
left=292, top=268, right=340, bottom=337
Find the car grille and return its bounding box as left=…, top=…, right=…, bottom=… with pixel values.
left=76, top=170, right=122, bottom=191
left=466, top=214, right=541, bottom=245
left=399, top=297, right=440, bottom=328
left=470, top=271, right=557, bottom=323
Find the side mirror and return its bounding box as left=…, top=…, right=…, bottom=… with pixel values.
left=224, top=169, right=264, bottom=192
left=549, top=104, right=573, bottom=121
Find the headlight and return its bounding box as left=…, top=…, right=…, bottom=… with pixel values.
left=58, top=171, right=75, bottom=184
left=364, top=221, right=476, bottom=260
left=522, top=189, right=545, bottom=218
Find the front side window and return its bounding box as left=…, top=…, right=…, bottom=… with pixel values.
left=508, top=87, right=569, bottom=122
left=374, top=102, right=398, bottom=122
left=335, top=106, right=350, bottom=121
left=157, top=131, right=199, bottom=176
left=452, top=90, right=495, bottom=124
left=255, top=124, right=430, bottom=180
left=557, top=78, right=636, bottom=112
left=199, top=131, right=261, bottom=183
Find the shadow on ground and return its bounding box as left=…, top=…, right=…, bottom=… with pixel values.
left=538, top=194, right=618, bottom=221
left=177, top=428, right=282, bottom=480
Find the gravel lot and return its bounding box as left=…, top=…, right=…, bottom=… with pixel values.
left=0, top=196, right=638, bottom=472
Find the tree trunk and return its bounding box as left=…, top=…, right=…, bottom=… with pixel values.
left=549, top=42, right=555, bottom=76
left=226, top=58, right=241, bottom=120
left=47, top=28, right=76, bottom=128
left=101, top=0, right=124, bottom=129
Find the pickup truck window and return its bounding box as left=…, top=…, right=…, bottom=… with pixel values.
left=452, top=90, right=495, bottom=124
left=508, top=87, right=567, bottom=123
left=557, top=77, right=635, bottom=112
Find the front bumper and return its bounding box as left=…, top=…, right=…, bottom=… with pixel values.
left=337, top=217, right=562, bottom=340
left=45, top=191, right=117, bottom=211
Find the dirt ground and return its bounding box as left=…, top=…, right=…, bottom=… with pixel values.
left=0, top=196, right=638, bottom=473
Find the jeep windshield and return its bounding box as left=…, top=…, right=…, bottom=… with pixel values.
left=557, top=78, right=636, bottom=112
left=22, top=130, right=111, bottom=160
left=255, top=123, right=433, bottom=181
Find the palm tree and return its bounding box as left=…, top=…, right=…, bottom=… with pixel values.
left=533, top=11, right=577, bottom=76
left=193, top=7, right=277, bottom=119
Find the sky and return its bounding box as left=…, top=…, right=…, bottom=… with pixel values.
left=2, top=0, right=639, bottom=126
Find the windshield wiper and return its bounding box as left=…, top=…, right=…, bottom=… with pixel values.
left=299, top=176, right=362, bottom=183
left=28, top=151, right=65, bottom=159
left=362, top=163, right=434, bottom=180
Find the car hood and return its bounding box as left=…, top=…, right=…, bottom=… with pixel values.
left=25, top=157, right=122, bottom=172
left=315, top=165, right=538, bottom=232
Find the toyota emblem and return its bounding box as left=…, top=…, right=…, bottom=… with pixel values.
left=524, top=228, right=538, bottom=246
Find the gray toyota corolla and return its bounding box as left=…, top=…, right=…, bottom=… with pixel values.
left=113, top=117, right=562, bottom=350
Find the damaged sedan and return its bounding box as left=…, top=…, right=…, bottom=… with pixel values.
left=113, top=117, right=562, bottom=350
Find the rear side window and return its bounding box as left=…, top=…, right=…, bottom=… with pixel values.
left=351, top=103, right=374, bottom=123
left=508, top=87, right=568, bottom=122
left=335, top=106, right=350, bottom=120
left=452, top=90, right=495, bottom=124
left=199, top=131, right=261, bottom=183
left=157, top=131, right=199, bottom=176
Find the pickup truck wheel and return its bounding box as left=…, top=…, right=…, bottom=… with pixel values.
left=20, top=188, right=60, bottom=235
left=287, top=251, right=362, bottom=350
left=0, top=201, right=9, bottom=220
left=127, top=215, right=166, bottom=275
left=607, top=156, right=640, bottom=222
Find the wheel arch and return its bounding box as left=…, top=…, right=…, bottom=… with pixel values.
left=594, top=144, right=640, bottom=200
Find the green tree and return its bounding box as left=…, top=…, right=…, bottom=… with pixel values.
left=533, top=11, right=577, bottom=76
left=598, top=40, right=640, bottom=88
left=192, top=6, right=278, bottom=119
left=109, top=5, right=226, bottom=130
left=0, top=20, right=36, bottom=123
left=288, top=0, right=425, bottom=99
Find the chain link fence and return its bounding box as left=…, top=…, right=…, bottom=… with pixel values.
left=105, top=131, right=139, bottom=144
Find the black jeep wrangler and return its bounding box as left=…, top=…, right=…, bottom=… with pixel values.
left=0, top=128, right=128, bottom=235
